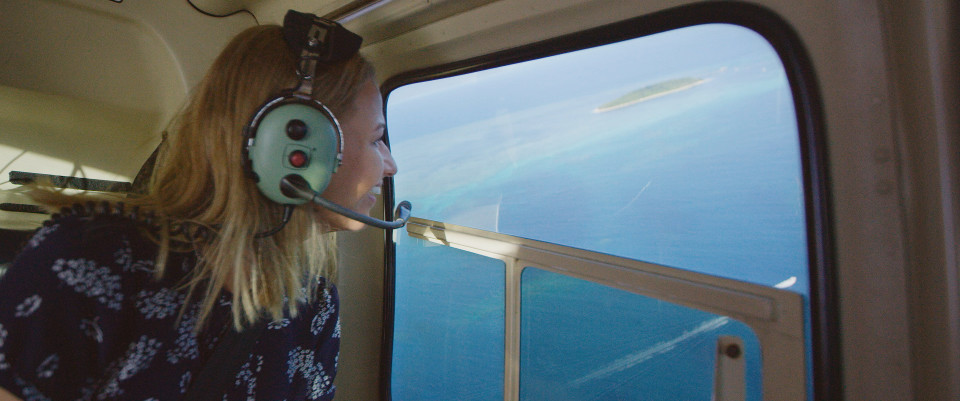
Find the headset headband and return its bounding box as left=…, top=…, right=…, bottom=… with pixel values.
left=282, top=11, right=362, bottom=63
left=282, top=11, right=362, bottom=98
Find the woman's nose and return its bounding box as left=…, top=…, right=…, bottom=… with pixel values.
left=382, top=144, right=398, bottom=177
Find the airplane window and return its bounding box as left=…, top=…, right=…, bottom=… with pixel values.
left=387, top=22, right=810, bottom=400
left=391, top=240, right=506, bottom=400
left=520, top=267, right=760, bottom=400
left=388, top=23, right=807, bottom=294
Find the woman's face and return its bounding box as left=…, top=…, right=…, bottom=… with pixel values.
left=317, top=80, right=398, bottom=231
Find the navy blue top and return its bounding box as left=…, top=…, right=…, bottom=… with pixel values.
left=0, top=213, right=339, bottom=400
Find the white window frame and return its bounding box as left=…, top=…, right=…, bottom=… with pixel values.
left=404, top=216, right=808, bottom=400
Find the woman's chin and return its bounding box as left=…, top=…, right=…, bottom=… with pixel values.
left=336, top=217, right=368, bottom=232
left=317, top=206, right=372, bottom=231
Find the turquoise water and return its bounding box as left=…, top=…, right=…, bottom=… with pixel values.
left=388, top=23, right=808, bottom=400
left=393, top=56, right=807, bottom=290
left=519, top=267, right=761, bottom=401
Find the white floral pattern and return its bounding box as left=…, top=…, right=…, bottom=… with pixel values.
left=27, top=224, right=59, bottom=250
left=36, top=354, right=58, bottom=378
left=236, top=354, right=264, bottom=400
left=51, top=258, right=123, bottom=310
left=113, top=239, right=155, bottom=274
left=179, top=371, right=192, bottom=394
left=309, top=289, right=334, bottom=336
left=77, top=379, right=96, bottom=400
left=80, top=316, right=104, bottom=343
left=0, top=323, right=7, bottom=370
left=166, top=306, right=200, bottom=364
left=2, top=214, right=340, bottom=400
left=268, top=319, right=291, bottom=330
left=15, top=376, right=51, bottom=401
left=118, top=336, right=162, bottom=380
left=14, top=294, right=42, bottom=318
left=113, top=240, right=131, bottom=269
left=297, top=286, right=311, bottom=304
left=136, top=288, right=183, bottom=320
left=96, top=376, right=122, bottom=399
left=286, top=347, right=334, bottom=400
left=95, top=336, right=163, bottom=399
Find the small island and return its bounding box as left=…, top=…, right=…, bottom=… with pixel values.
left=594, top=77, right=705, bottom=113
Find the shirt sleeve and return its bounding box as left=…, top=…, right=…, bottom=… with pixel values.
left=0, top=216, right=126, bottom=400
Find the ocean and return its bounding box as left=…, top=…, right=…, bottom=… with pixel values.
left=387, top=25, right=808, bottom=400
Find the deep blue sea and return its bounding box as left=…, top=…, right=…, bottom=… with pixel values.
left=387, top=24, right=808, bottom=400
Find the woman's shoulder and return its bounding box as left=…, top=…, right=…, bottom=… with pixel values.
left=0, top=205, right=204, bottom=400
left=295, top=280, right=340, bottom=342
left=2, top=203, right=162, bottom=296
left=263, top=280, right=339, bottom=338
left=300, top=279, right=339, bottom=320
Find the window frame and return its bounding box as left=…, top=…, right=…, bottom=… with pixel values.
left=379, top=2, right=836, bottom=400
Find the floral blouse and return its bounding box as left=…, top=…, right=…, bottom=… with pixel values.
left=0, top=213, right=339, bottom=400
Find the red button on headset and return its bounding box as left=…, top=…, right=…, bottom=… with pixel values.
left=289, top=150, right=308, bottom=168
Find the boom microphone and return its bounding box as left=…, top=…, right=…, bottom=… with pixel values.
left=280, top=175, right=412, bottom=229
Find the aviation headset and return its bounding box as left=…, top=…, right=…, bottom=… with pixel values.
left=242, top=10, right=410, bottom=233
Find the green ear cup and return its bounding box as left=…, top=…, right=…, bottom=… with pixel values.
left=247, top=102, right=340, bottom=204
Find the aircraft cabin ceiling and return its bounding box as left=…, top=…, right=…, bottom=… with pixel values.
left=0, top=0, right=621, bottom=230
left=0, top=0, right=871, bottom=232
left=0, top=0, right=255, bottom=230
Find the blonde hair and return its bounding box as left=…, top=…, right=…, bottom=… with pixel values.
left=136, top=25, right=374, bottom=329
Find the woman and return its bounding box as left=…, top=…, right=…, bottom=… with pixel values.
left=0, top=14, right=395, bottom=400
